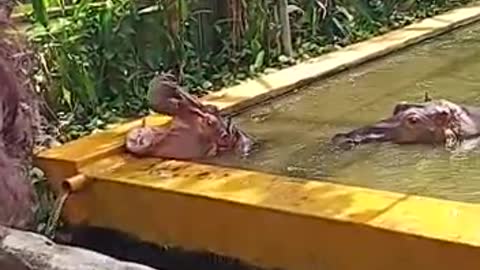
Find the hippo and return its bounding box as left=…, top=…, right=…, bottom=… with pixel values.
left=125, top=73, right=255, bottom=160
left=331, top=99, right=480, bottom=149
left=147, top=73, right=255, bottom=155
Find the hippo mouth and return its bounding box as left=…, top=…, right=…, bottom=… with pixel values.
left=331, top=122, right=397, bottom=149
left=126, top=73, right=256, bottom=160
left=216, top=116, right=256, bottom=157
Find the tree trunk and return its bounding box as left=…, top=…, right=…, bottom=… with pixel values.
left=278, top=0, right=293, bottom=57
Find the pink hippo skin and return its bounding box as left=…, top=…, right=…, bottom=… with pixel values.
left=125, top=73, right=255, bottom=160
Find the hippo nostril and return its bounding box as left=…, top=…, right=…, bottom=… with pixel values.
left=236, top=137, right=255, bottom=158
left=331, top=133, right=359, bottom=150
left=217, top=132, right=232, bottom=149
left=332, top=133, right=348, bottom=143
left=219, top=132, right=230, bottom=143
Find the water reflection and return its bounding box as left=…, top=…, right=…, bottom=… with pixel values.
left=205, top=22, right=480, bottom=204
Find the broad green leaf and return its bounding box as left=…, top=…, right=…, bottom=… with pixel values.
left=253, top=50, right=265, bottom=70
left=31, top=0, right=49, bottom=27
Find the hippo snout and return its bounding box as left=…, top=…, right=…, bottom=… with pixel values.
left=331, top=133, right=356, bottom=150
left=235, top=134, right=255, bottom=157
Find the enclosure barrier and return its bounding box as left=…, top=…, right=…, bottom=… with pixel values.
left=35, top=3, right=480, bottom=270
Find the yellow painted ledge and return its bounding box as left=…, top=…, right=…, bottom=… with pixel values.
left=57, top=155, right=480, bottom=270
left=34, top=3, right=480, bottom=270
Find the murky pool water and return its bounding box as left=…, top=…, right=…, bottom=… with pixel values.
left=206, top=22, right=480, bottom=204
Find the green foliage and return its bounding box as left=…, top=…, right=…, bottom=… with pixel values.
left=28, top=0, right=155, bottom=140
left=24, top=0, right=476, bottom=140
left=29, top=166, right=56, bottom=234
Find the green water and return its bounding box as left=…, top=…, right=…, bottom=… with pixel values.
left=206, top=22, right=480, bottom=204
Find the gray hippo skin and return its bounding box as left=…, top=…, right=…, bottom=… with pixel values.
left=331, top=99, right=480, bottom=149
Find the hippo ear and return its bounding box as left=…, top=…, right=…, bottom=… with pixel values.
left=203, top=104, right=220, bottom=115
left=392, top=103, right=411, bottom=115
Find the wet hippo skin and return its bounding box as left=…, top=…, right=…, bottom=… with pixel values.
left=332, top=99, right=480, bottom=149
left=125, top=73, right=255, bottom=160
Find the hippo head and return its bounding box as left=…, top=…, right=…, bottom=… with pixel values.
left=126, top=74, right=256, bottom=159
left=181, top=106, right=255, bottom=158
left=331, top=100, right=458, bottom=149
left=214, top=116, right=255, bottom=157
left=147, top=72, right=204, bottom=116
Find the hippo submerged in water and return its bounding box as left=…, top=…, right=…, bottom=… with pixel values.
left=125, top=73, right=255, bottom=160
left=332, top=99, right=480, bottom=150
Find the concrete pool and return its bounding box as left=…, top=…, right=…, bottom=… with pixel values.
left=35, top=3, right=480, bottom=270
left=207, top=20, right=480, bottom=204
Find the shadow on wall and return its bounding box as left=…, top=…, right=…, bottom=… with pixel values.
left=55, top=225, right=278, bottom=270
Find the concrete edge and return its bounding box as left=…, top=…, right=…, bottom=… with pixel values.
left=81, top=155, right=480, bottom=248
left=59, top=156, right=480, bottom=270
left=203, top=5, right=480, bottom=115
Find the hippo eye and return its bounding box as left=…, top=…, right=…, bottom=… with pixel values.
left=439, top=110, right=450, bottom=119
left=407, top=116, right=419, bottom=125
left=203, top=117, right=213, bottom=126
